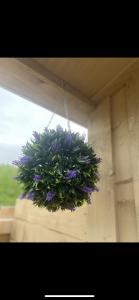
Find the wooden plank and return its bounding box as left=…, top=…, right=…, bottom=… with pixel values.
left=17, top=58, right=91, bottom=104
left=12, top=199, right=88, bottom=242
left=36, top=58, right=137, bottom=99
left=111, top=84, right=138, bottom=241
left=88, top=97, right=117, bottom=242
left=126, top=70, right=139, bottom=240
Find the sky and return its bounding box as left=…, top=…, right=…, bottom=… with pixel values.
left=0, top=86, right=88, bottom=164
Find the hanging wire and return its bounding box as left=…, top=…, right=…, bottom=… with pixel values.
left=46, top=80, right=71, bottom=131
left=46, top=111, right=55, bottom=129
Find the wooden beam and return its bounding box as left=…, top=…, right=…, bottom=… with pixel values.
left=90, top=58, right=139, bottom=103
left=17, top=58, right=92, bottom=105
left=0, top=58, right=92, bottom=127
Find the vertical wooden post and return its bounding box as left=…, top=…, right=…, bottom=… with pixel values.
left=88, top=97, right=118, bottom=242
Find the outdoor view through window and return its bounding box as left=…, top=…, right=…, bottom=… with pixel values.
left=0, top=86, right=88, bottom=206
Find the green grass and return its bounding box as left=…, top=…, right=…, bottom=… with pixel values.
left=0, top=164, right=22, bottom=206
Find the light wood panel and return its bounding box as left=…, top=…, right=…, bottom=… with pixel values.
left=126, top=69, right=139, bottom=240
left=111, top=85, right=138, bottom=241
left=88, top=97, right=117, bottom=242
left=11, top=199, right=88, bottom=242
left=36, top=58, right=136, bottom=98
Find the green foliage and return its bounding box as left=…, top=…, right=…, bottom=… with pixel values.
left=0, top=164, right=22, bottom=206
left=14, top=126, right=101, bottom=212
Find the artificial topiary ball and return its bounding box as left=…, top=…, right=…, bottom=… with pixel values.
left=13, top=125, right=101, bottom=212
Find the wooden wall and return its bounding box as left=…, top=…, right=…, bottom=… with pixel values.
left=88, top=68, right=139, bottom=242
left=10, top=200, right=88, bottom=242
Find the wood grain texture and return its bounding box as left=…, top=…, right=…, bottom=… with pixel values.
left=88, top=97, right=117, bottom=242
left=35, top=58, right=137, bottom=100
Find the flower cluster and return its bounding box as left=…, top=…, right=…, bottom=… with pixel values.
left=13, top=125, right=101, bottom=212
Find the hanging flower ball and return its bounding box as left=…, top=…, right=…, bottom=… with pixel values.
left=13, top=125, right=101, bottom=212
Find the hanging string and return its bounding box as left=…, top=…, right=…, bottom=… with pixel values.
left=46, top=81, right=71, bottom=132
left=46, top=111, right=55, bottom=129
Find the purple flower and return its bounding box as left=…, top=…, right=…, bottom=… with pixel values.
left=64, top=170, right=77, bottom=179
left=33, top=174, right=41, bottom=182
left=51, top=142, right=59, bottom=151
left=20, top=156, right=30, bottom=164
left=12, top=160, right=20, bottom=166
left=46, top=191, right=55, bottom=202
left=65, top=132, right=72, bottom=145
left=33, top=131, right=40, bottom=141
left=13, top=156, right=30, bottom=166
left=95, top=157, right=102, bottom=164
left=81, top=186, right=93, bottom=193
left=27, top=191, right=34, bottom=200
left=44, top=127, right=49, bottom=133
